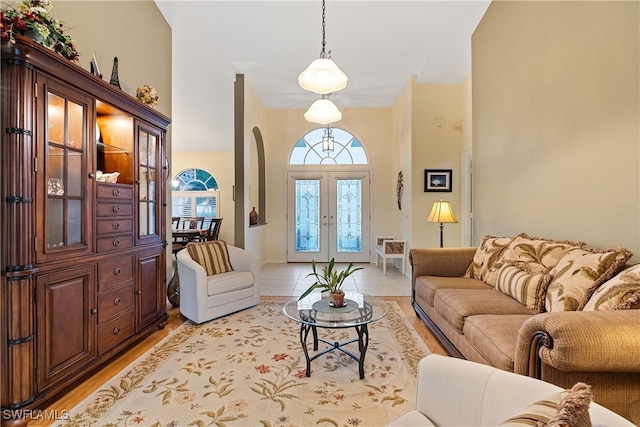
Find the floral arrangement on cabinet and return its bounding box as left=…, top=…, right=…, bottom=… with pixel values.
left=136, top=85, right=159, bottom=108
left=1, top=0, right=79, bottom=61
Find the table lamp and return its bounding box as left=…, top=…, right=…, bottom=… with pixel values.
left=427, top=199, right=458, bottom=248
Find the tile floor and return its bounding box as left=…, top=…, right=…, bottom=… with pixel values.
left=259, top=261, right=411, bottom=297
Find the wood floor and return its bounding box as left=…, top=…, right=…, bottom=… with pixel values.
left=28, top=296, right=447, bottom=426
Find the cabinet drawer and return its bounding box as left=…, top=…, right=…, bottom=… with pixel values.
left=97, top=234, right=134, bottom=253
left=97, top=218, right=133, bottom=236
left=97, top=183, right=133, bottom=200
left=97, top=202, right=133, bottom=218
left=98, top=255, right=135, bottom=291
left=98, top=284, right=134, bottom=323
left=97, top=310, right=134, bottom=354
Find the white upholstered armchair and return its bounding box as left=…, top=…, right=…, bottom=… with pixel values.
left=176, top=243, right=260, bottom=324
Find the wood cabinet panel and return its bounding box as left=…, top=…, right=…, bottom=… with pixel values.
left=1, top=36, right=170, bottom=424
left=36, top=266, right=96, bottom=390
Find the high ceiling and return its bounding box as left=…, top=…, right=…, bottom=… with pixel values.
left=155, top=1, right=491, bottom=151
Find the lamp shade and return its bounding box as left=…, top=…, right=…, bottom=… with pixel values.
left=427, top=200, right=458, bottom=224
left=303, top=98, right=342, bottom=124
left=298, top=58, right=348, bottom=94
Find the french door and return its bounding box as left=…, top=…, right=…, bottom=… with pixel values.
left=287, top=171, right=370, bottom=263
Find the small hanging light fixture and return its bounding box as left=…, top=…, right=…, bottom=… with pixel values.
left=322, top=126, right=334, bottom=152
left=298, top=0, right=348, bottom=95
left=303, top=94, right=342, bottom=125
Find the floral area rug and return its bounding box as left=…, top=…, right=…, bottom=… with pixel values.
left=56, top=301, right=430, bottom=427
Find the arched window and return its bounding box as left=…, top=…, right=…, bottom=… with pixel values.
left=171, top=168, right=220, bottom=219
left=289, top=127, right=368, bottom=165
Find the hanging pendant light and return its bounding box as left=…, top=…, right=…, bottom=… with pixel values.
left=298, top=0, right=348, bottom=95
left=322, top=126, right=334, bottom=152
left=304, top=95, right=342, bottom=125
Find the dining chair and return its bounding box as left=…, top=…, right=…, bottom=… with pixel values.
left=172, top=216, right=181, bottom=229
left=180, top=216, right=205, bottom=230
left=202, top=218, right=223, bottom=241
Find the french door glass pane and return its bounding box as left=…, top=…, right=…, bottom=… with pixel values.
left=139, top=202, right=149, bottom=236
left=295, top=180, right=320, bottom=253
left=336, top=179, right=362, bottom=252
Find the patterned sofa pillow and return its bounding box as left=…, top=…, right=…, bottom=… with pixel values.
left=583, top=264, right=640, bottom=311
left=187, top=240, right=234, bottom=276
left=501, top=382, right=592, bottom=427
left=495, top=263, right=552, bottom=313
left=464, top=235, right=514, bottom=285
left=500, top=233, right=582, bottom=274
left=545, top=246, right=632, bottom=312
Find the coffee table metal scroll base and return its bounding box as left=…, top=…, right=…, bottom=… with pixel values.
left=299, top=323, right=370, bottom=379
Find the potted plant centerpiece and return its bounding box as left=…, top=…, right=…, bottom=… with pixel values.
left=298, top=258, right=363, bottom=307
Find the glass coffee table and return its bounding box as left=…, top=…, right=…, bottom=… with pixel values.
left=283, top=292, right=388, bottom=379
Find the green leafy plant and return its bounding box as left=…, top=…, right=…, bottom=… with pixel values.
left=1, top=0, right=79, bottom=61
left=298, top=258, right=363, bottom=300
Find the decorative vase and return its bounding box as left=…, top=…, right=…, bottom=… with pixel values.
left=24, top=30, right=44, bottom=44
left=330, top=292, right=345, bottom=307
left=249, top=207, right=259, bottom=225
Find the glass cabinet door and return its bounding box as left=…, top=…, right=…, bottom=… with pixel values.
left=39, top=80, right=93, bottom=260
left=137, top=123, right=162, bottom=243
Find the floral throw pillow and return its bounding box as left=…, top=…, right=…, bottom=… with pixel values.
left=500, top=233, right=582, bottom=274
left=464, top=235, right=514, bottom=285
left=495, top=263, right=552, bottom=313
left=545, top=247, right=632, bottom=312
left=583, top=264, right=640, bottom=311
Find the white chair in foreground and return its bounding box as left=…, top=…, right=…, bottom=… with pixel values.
left=177, top=242, right=260, bottom=324
left=387, top=354, right=634, bottom=426
left=375, top=236, right=407, bottom=275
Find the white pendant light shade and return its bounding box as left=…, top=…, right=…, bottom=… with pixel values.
left=298, top=57, right=348, bottom=94
left=303, top=98, right=342, bottom=124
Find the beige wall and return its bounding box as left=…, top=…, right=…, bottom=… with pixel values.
left=410, top=80, right=466, bottom=249
left=472, top=1, right=640, bottom=259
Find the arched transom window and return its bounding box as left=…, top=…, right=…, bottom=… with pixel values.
left=289, top=127, right=368, bottom=165
left=171, top=168, right=219, bottom=219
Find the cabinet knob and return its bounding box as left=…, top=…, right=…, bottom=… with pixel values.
left=89, top=173, right=95, bottom=179
left=112, top=205, right=120, bottom=213
left=113, top=327, right=121, bottom=335
left=114, top=268, right=121, bottom=276
left=113, top=297, right=121, bottom=305
left=112, top=222, right=120, bottom=230
left=113, top=189, right=120, bottom=196
left=136, top=290, right=142, bottom=295
left=113, top=239, right=120, bottom=247
left=91, top=308, right=97, bottom=314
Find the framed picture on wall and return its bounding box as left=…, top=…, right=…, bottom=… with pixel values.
left=424, top=169, right=452, bottom=192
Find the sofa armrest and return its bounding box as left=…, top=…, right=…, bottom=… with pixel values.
left=515, top=310, right=640, bottom=376
left=409, top=247, right=476, bottom=280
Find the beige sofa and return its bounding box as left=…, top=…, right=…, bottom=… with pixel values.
left=409, top=233, right=640, bottom=424
left=388, top=354, right=634, bottom=427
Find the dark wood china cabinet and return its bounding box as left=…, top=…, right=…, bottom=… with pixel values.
left=1, top=36, right=170, bottom=425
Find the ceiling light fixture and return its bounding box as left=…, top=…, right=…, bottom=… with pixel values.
left=298, top=0, right=348, bottom=95
left=303, top=95, right=343, bottom=125
left=322, top=126, right=334, bottom=152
